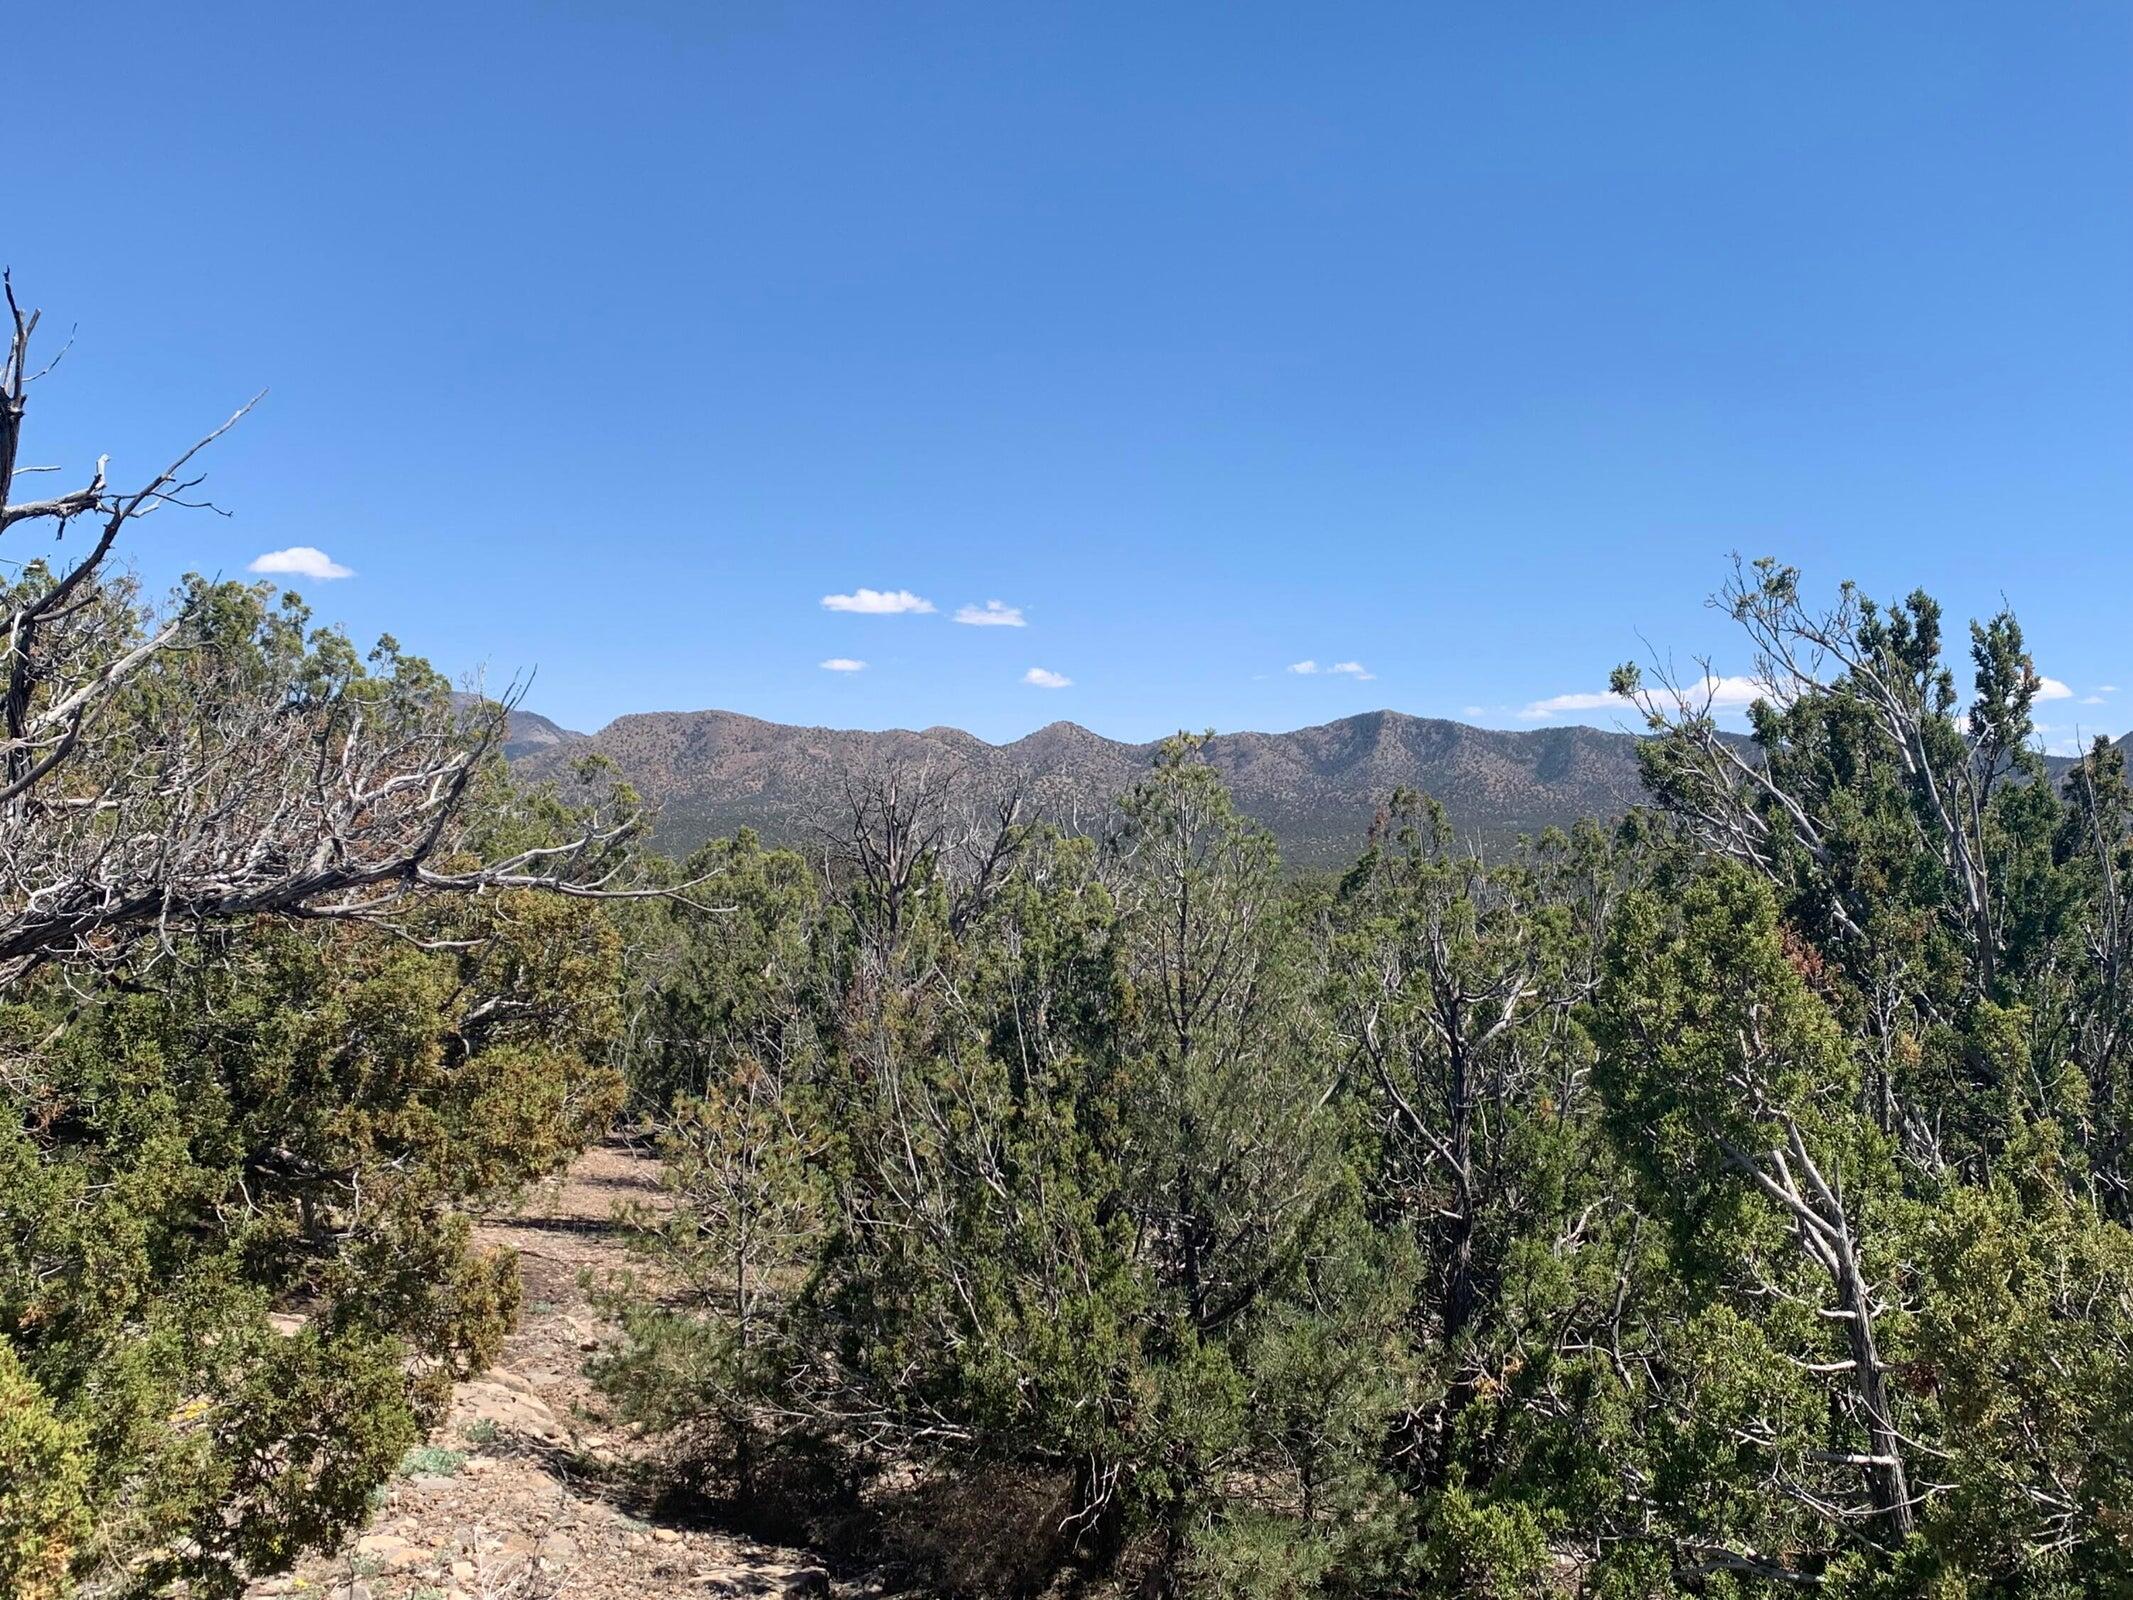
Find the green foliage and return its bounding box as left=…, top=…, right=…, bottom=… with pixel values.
left=599, top=742, right=1419, bottom=1590
left=0, top=1341, right=90, bottom=1600
left=396, top=1445, right=469, bottom=1479
left=0, top=884, right=625, bottom=1592
left=571, top=572, right=2133, bottom=1595
left=1417, top=1485, right=1556, bottom=1600
left=593, top=1057, right=830, bottom=1501
left=0, top=595, right=631, bottom=1594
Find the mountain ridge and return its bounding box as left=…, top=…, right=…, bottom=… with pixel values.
left=498, top=701, right=2128, bottom=867
left=507, top=704, right=1662, bottom=867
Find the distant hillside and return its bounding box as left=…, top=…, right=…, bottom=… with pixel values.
left=452, top=693, right=589, bottom=762
left=500, top=704, right=2133, bottom=868
left=510, top=706, right=1658, bottom=867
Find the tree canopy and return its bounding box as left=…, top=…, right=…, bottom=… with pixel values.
left=597, top=573, right=2133, bottom=1597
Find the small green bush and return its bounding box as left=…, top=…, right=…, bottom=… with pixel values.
left=0, top=1344, right=91, bottom=1600
left=395, top=1445, right=468, bottom=1480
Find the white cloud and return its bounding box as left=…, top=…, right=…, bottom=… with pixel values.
left=954, top=599, right=1026, bottom=627
left=1519, top=674, right=1768, bottom=721
left=248, top=546, right=353, bottom=581
left=821, top=587, right=934, bottom=615
left=1290, top=659, right=1374, bottom=681
left=2098, top=685, right=2121, bottom=695
left=1694, top=674, right=1773, bottom=708
left=819, top=658, right=867, bottom=673
left=1288, top=660, right=1320, bottom=675
left=1519, top=690, right=1628, bottom=718
left=1023, top=667, right=1072, bottom=689
left=1521, top=671, right=2091, bottom=723
left=2082, top=695, right=2107, bottom=706
left=1462, top=705, right=1485, bottom=718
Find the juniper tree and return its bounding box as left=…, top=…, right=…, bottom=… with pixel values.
left=0, top=285, right=647, bottom=1595
left=1611, top=564, right=2133, bottom=1591
left=594, top=565, right=2133, bottom=1598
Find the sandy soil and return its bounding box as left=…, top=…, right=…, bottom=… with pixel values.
left=245, top=1137, right=836, bottom=1600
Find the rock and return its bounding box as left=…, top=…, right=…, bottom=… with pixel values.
left=450, top=1559, right=476, bottom=1580
left=652, top=1526, right=683, bottom=1543
left=783, top=1569, right=834, bottom=1598
left=455, top=1378, right=567, bottom=1445
left=354, top=1532, right=430, bottom=1571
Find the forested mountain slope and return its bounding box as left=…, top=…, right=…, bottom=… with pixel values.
left=510, top=706, right=1657, bottom=864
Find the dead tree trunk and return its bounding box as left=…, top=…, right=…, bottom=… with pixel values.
left=1723, top=1118, right=1915, bottom=1539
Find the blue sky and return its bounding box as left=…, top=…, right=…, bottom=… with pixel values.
left=9, top=2, right=2130, bottom=747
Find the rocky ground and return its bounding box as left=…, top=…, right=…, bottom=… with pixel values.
left=247, top=1137, right=837, bottom=1600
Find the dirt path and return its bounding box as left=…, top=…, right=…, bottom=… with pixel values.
left=248, top=1137, right=835, bottom=1600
